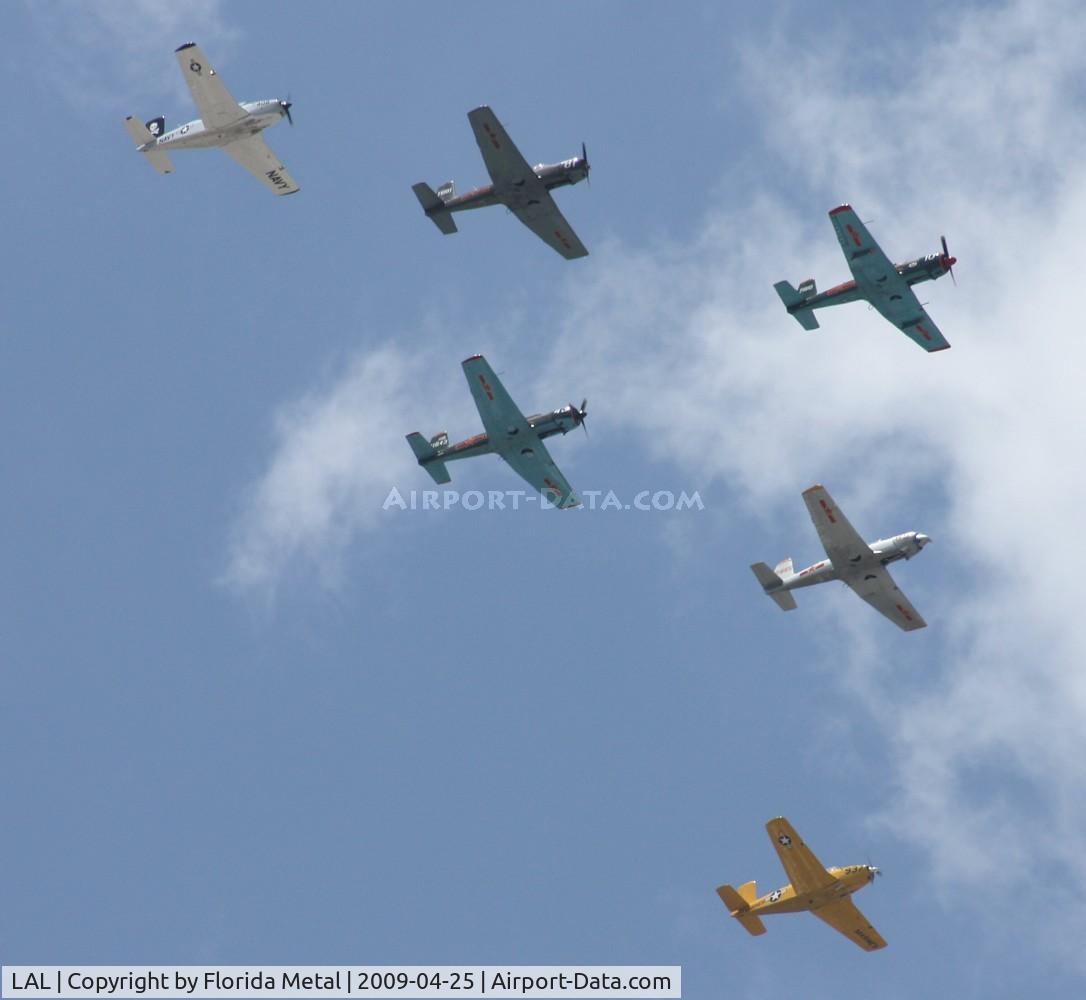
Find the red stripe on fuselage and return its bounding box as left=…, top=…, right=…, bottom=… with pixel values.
left=823, top=280, right=858, bottom=297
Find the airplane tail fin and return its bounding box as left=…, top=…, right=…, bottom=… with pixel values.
left=751, top=562, right=798, bottom=612
left=406, top=431, right=452, bottom=485
left=773, top=279, right=820, bottom=331
left=412, top=182, right=458, bottom=235
left=716, top=883, right=767, bottom=936
left=124, top=116, right=173, bottom=175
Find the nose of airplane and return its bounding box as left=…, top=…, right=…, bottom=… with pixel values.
left=916, top=533, right=931, bottom=547
left=867, top=865, right=881, bottom=881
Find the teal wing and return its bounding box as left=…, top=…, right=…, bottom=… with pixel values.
left=462, top=355, right=532, bottom=440
left=461, top=355, right=579, bottom=508
left=829, top=205, right=896, bottom=277
left=801, top=485, right=872, bottom=569
left=766, top=818, right=834, bottom=897
left=501, top=438, right=580, bottom=509
left=468, top=106, right=537, bottom=186
left=175, top=43, right=245, bottom=130
left=829, top=205, right=950, bottom=351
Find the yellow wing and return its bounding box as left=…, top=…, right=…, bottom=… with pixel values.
left=812, top=897, right=887, bottom=951
left=765, top=817, right=834, bottom=897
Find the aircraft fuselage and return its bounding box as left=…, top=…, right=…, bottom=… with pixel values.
left=777, top=532, right=930, bottom=591
left=436, top=157, right=589, bottom=216
left=142, top=100, right=287, bottom=153
left=794, top=252, right=953, bottom=315
left=750, top=865, right=878, bottom=917
left=420, top=404, right=584, bottom=469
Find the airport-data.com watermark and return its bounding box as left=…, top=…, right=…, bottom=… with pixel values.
left=382, top=488, right=705, bottom=512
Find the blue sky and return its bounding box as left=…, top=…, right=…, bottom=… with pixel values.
left=4, top=2, right=1086, bottom=997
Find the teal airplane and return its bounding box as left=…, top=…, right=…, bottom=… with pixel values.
left=406, top=355, right=586, bottom=509
left=775, top=205, right=956, bottom=352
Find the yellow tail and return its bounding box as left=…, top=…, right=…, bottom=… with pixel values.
left=716, top=882, right=766, bottom=936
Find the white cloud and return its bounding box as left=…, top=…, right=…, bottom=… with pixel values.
left=23, top=0, right=238, bottom=110
left=222, top=345, right=446, bottom=600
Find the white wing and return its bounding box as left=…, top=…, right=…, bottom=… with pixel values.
left=847, top=565, right=927, bottom=632
left=175, top=43, right=245, bottom=130
left=223, top=135, right=300, bottom=195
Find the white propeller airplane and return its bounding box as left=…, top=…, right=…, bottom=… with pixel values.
left=751, top=485, right=931, bottom=631
left=124, top=43, right=298, bottom=196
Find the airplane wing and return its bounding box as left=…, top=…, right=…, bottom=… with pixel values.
left=846, top=565, right=927, bottom=632
left=829, top=206, right=950, bottom=352
left=467, top=106, right=537, bottom=186
left=461, top=355, right=579, bottom=508
left=801, top=485, right=873, bottom=570
left=765, top=818, right=834, bottom=897
left=812, top=897, right=887, bottom=951
left=501, top=437, right=580, bottom=509
left=511, top=195, right=589, bottom=260
left=870, top=294, right=952, bottom=353
left=829, top=205, right=896, bottom=277
left=462, top=355, right=533, bottom=440
left=223, top=134, right=300, bottom=195
left=175, top=43, right=246, bottom=130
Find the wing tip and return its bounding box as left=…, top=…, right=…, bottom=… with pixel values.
left=927, top=343, right=951, bottom=352
left=175, top=41, right=197, bottom=52
left=829, top=204, right=853, bottom=216
left=462, top=353, right=485, bottom=364
left=801, top=484, right=825, bottom=495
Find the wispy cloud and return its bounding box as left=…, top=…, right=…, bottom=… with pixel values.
left=22, top=0, right=239, bottom=110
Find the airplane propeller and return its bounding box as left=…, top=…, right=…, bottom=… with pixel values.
left=577, top=398, right=589, bottom=436
left=940, top=235, right=956, bottom=285
left=581, top=142, right=591, bottom=184
left=280, top=98, right=294, bottom=126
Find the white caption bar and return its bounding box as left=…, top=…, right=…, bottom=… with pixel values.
left=2, top=967, right=680, bottom=999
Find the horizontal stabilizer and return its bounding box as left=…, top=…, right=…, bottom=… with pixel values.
left=773, top=280, right=820, bottom=330
left=406, top=431, right=452, bottom=485
left=124, top=116, right=173, bottom=174
left=412, top=182, right=458, bottom=235
left=716, top=884, right=767, bottom=936
left=751, top=562, right=797, bottom=611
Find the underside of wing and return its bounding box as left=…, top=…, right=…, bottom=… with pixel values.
left=223, top=135, right=300, bottom=195
left=849, top=566, right=927, bottom=631
left=899, top=310, right=951, bottom=352
left=501, top=437, right=580, bottom=509
left=801, top=485, right=871, bottom=569
left=512, top=194, right=589, bottom=259
left=867, top=282, right=952, bottom=352
left=765, top=818, right=834, bottom=897
left=829, top=205, right=895, bottom=279
left=467, top=106, right=536, bottom=186
left=461, top=355, right=532, bottom=441
left=175, top=43, right=245, bottom=130
left=812, top=897, right=887, bottom=951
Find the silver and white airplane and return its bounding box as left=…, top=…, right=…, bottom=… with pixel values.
left=412, top=106, right=590, bottom=259
left=124, top=43, right=298, bottom=196
left=751, top=485, right=931, bottom=631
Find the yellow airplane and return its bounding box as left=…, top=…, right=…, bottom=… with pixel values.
left=716, top=817, right=887, bottom=952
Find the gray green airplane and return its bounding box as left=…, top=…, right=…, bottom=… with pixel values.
left=775, top=204, right=956, bottom=351
left=406, top=355, right=586, bottom=509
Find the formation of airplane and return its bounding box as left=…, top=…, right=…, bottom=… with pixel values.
left=412, top=106, right=591, bottom=259
left=124, top=43, right=299, bottom=195
left=775, top=204, right=956, bottom=352
left=751, top=484, right=930, bottom=632
left=717, top=817, right=886, bottom=952
left=406, top=355, right=586, bottom=509
left=121, top=44, right=965, bottom=956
